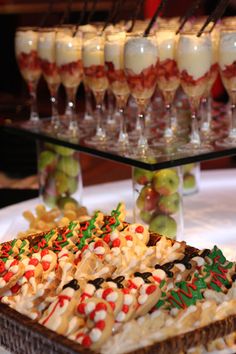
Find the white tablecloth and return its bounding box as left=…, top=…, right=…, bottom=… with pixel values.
left=0, top=168, right=236, bottom=353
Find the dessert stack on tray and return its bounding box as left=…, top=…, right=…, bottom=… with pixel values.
left=0, top=203, right=235, bottom=354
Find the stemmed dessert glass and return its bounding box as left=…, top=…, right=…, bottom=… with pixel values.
left=82, top=33, right=109, bottom=145
left=217, top=29, right=236, bottom=147
left=56, top=33, right=83, bottom=137
left=176, top=30, right=213, bottom=153
left=38, top=28, right=61, bottom=130
left=124, top=33, right=159, bottom=157
left=154, top=28, right=180, bottom=147
left=105, top=31, right=130, bottom=151
left=15, top=27, right=41, bottom=125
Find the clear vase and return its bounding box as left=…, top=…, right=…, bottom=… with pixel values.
left=133, top=166, right=183, bottom=240
left=182, top=163, right=200, bottom=196
left=37, top=142, right=83, bottom=209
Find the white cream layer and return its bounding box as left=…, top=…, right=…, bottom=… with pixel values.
left=15, top=30, right=38, bottom=55
left=124, top=37, right=158, bottom=74
left=38, top=31, right=56, bottom=62
left=56, top=34, right=82, bottom=66
left=177, top=34, right=212, bottom=80
left=156, top=30, right=177, bottom=61
left=104, top=32, right=126, bottom=70
left=219, top=32, right=236, bottom=69
left=82, top=37, right=105, bottom=67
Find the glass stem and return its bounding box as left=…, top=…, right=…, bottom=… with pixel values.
left=49, top=84, right=60, bottom=128
left=118, top=107, right=128, bottom=144
left=84, top=87, right=93, bottom=121
left=28, top=81, right=39, bottom=123
left=137, top=110, right=148, bottom=149
left=95, top=92, right=106, bottom=139
left=229, top=95, right=236, bottom=139
left=164, top=102, right=173, bottom=139
left=189, top=98, right=201, bottom=145
left=201, top=95, right=212, bottom=133
left=66, top=86, right=78, bottom=134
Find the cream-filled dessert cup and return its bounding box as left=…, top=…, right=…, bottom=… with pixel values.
left=124, top=35, right=158, bottom=101
left=15, top=27, right=41, bottom=124
left=56, top=34, right=83, bottom=89
left=82, top=34, right=108, bottom=94
left=15, top=27, right=41, bottom=83
left=38, top=28, right=60, bottom=87
left=156, top=29, right=179, bottom=95
left=155, top=29, right=180, bottom=145
left=124, top=34, right=158, bottom=155
left=105, top=31, right=130, bottom=149
left=38, top=28, right=61, bottom=128
left=177, top=32, right=212, bottom=98
left=105, top=31, right=129, bottom=100
left=82, top=34, right=109, bottom=144
left=177, top=31, right=212, bottom=152
left=217, top=29, right=236, bottom=146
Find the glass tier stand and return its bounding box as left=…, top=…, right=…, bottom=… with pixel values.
left=1, top=117, right=236, bottom=171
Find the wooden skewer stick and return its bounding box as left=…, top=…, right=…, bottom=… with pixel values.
left=176, top=0, right=202, bottom=35
left=143, top=0, right=169, bottom=37
left=197, top=0, right=230, bottom=37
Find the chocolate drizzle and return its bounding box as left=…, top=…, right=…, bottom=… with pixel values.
left=88, top=278, right=105, bottom=289
left=200, top=249, right=211, bottom=258
left=154, top=249, right=211, bottom=278
left=63, top=279, right=80, bottom=290
left=134, top=272, right=152, bottom=283
left=106, top=276, right=125, bottom=288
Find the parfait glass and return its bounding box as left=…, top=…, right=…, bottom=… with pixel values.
left=124, top=33, right=159, bottom=157
left=15, top=27, right=41, bottom=125
left=38, top=28, right=61, bottom=131
left=104, top=31, right=130, bottom=151
left=82, top=33, right=109, bottom=145
left=176, top=31, right=213, bottom=153
left=154, top=28, right=180, bottom=147
left=56, top=33, right=83, bottom=137
left=216, top=29, right=236, bottom=147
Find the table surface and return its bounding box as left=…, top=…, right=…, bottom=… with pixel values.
left=0, top=168, right=236, bottom=353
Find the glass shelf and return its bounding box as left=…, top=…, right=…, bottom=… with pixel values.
left=1, top=117, right=236, bottom=171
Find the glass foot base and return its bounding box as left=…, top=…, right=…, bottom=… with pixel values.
left=178, top=142, right=213, bottom=154
left=215, top=136, right=236, bottom=148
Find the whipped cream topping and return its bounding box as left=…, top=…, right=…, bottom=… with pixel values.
left=82, top=36, right=105, bottom=67
left=219, top=31, right=236, bottom=69
left=104, top=32, right=126, bottom=70
left=56, top=34, right=82, bottom=66
left=156, top=30, right=177, bottom=62
left=38, top=30, right=57, bottom=62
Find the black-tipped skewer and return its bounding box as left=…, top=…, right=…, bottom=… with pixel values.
left=143, top=0, right=169, bottom=37
left=197, top=0, right=230, bottom=37
left=176, top=0, right=202, bottom=35
left=128, top=0, right=145, bottom=33
left=112, top=0, right=124, bottom=24
left=59, top=0, right=74, bottom=25
left=78, top=0, right=89, bottom=26
left=102, top=0, right=120, bottom=32
left=39, top=0, right=55, bottom=27
left=87, top=0, right=99, bottom=23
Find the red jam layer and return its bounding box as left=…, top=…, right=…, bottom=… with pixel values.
left=18, top=50, right=41, bottom=71
left=180, top=69, right=209, bottom=86
left=105, top=61, right=127, bottom=84
left=222, top=61, right=236, bottom=79
left=156, top=58, right=179, bottom=81
left=84, top=65, right=106, bottom=79
left=59, top=60, right=83, bottom=75
left=125, top=65, right=157, bottom=91
left=40, top=60, right=58, bottom=77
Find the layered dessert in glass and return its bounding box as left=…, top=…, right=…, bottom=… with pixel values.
left=82, top=35, right=108, bottom=95
left=15, top=27, right=41, bottom=84
left=15, top=27, right=41, bottom=124
left=218, top=29, right=236, bottom=146
left=38, top=28, right=61, bottom=87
